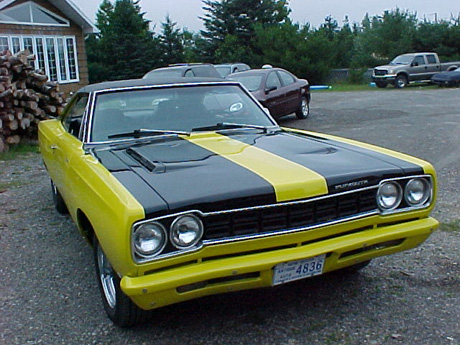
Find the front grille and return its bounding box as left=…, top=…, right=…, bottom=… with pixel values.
left=374, top=69, right=388, bottom=76
left=203, top=189, right=377, bottom=240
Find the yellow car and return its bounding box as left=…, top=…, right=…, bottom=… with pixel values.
left=39, top=78, right=438, bottom=327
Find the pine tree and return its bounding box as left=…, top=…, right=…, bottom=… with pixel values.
left=159, top=16, right=185, bottom=65
left=200, top=0, right=290, bottom=63
left=86, top=0, right=161, bottom=82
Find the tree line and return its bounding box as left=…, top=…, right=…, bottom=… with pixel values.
left=86, top=0, right=460, bottom=84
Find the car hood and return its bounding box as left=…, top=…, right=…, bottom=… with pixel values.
left=93, top=130, right=424, bottom=217
left=375, top=65, right=395, bottom=70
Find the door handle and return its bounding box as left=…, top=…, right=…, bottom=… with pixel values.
left=50, top=145, right=58, bottom=150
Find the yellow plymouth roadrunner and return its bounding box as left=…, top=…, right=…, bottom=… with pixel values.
left=39, top=78, right=438, bottom=327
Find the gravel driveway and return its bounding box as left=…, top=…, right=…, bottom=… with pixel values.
left=1, top=87, right=459, bottom=345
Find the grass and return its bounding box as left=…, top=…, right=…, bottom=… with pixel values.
left=440, top=220, right=460, bottom=233
left=317, top=83, right=376, bottom=92
left=0, top=180, right=23, bottom=191
left=312, top=82, right=442, bottom=92
left=0, top=143, right=39, bottom=161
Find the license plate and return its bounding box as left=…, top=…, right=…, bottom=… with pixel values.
left=273, top=254, right=326, bottom=285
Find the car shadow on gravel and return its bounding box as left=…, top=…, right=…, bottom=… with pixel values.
left=133, top=268, right=371, bottom=330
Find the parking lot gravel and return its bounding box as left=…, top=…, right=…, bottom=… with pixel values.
left=1, top=87, right=459, bottom=345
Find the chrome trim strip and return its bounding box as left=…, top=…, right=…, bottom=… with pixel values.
left=131, top=185, right=380, bottom=263
left=134, top=244, right=204, bottom=264
left=134, top=211, right=378, bottom=263
left=203, top=210, right=379, bottom=245
left=132, top=184, right=377, bottom=225
left=204, top=185, right=378, bottom=216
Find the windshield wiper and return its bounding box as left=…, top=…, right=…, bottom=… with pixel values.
left=108, top=129, right=190, bottom=139
left=192, top=122, right=279, bottom=133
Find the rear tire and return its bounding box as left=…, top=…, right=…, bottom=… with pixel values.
left=93, top=236, right=151, bottom=327
left=295, top=96, right=310, bottom=119
left=51, top=180, right=68, bottom=214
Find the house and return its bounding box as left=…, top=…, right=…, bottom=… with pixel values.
left=0, top=0, right=95, bottom=94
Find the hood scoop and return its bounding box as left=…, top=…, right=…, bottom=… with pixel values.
left=126, top=148, right=163, bottom=173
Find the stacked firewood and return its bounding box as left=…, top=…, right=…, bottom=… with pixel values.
left=0, top=50, right=66, bottom=152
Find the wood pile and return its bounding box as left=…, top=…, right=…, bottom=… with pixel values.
left=0, top=50, right=66, bottom=152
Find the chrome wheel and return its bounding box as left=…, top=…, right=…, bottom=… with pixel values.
left=301, top=98, right=309, bottom=117
left=93, top=237, right=150, bottom=327
left=295, top=96, right=310, bottom=119
left=395, top=75, right=408, bottom=88
left=97, top=244, right=117, bottom=309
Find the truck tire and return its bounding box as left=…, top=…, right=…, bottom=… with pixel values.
left=375, top=81, right=387, bottom=88
left=395, top=75, right=408, bottom=89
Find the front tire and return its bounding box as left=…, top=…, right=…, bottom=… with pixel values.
left=375, top=81, right=387, bottom=88
left=94, top=237, right=151, bottom=327
left=51, top=180, right=68, bottom=214
left=295, top=96, right=310, bottom=119
left=395, top=75, right=408, bottom=89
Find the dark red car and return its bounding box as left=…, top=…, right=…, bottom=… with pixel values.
left=227, top=67, right=310, bottom=119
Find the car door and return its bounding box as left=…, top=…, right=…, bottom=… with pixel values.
left=410, top=55, right=429, bottom=81
left=277, top=70, right=301, bottom=114
left=50, top=94, right=89, bottom=206
left=425, top=54, right=441, bottom=78
left=264, top=71, right=284, bottom=117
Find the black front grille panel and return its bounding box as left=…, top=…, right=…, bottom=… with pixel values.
left=374, top=69, right=388, bottom=76
left=203, top=189, right=377, bottom=241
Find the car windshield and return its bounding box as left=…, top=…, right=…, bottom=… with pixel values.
left=216, top=66, right=231, bottom=78
left=227, top=75, right=263, bottom=92
left=390, top=55, right=413, bottom=65
left=143, top=69, right=183, bottom=78
left=90, top=84, right=276, bottom=142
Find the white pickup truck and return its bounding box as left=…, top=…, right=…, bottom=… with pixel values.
left=372, top=52, right=460, bottom=88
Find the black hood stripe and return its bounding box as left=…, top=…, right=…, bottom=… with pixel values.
left=94, top=137, right=279, bottom=215
left=219, top=130, right=425, bottom=192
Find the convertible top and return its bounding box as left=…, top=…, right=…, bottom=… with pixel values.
left=79, top=77, right=227, bottom=93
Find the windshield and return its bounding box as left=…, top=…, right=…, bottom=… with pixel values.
left=227, top=75, right=263, bottom=92
left=143, top=69, right=183, bottom=78
left=390, top=55, right=413, bottom=65
left=90, top=84, right=276, bottom=142
left=216, top=66, right=231, bottom=78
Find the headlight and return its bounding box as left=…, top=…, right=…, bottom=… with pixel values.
left=133, top=222, right=167, bottom=257
left=405, top=178, right=431, bottom=206
left=377, top=181, right=402, bottom=210
left=170, top=214, right=203, bottom=249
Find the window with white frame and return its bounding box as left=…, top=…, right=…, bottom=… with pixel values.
left=0, top=37, right=8, bottom=52
left=0, top=1, right=70, bottom=27
left=0, top=34, right=79, bottom=83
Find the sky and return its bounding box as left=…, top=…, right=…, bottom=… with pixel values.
left=71, top=0, right=460, bottom=32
